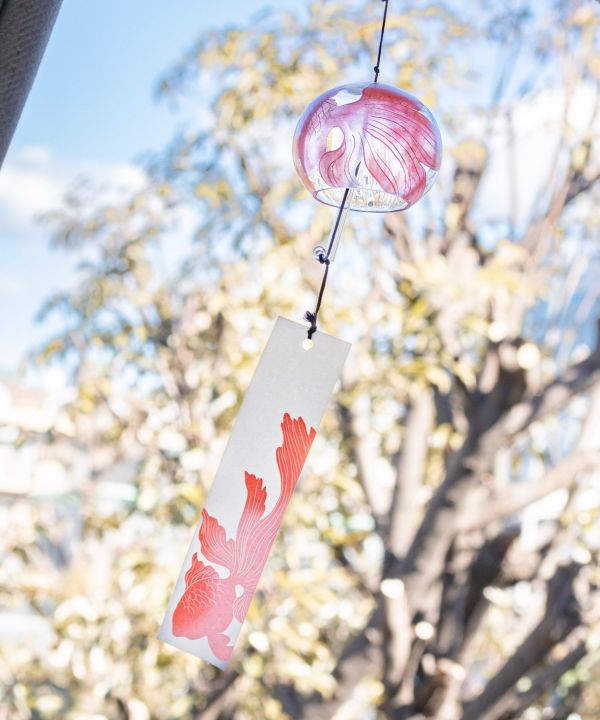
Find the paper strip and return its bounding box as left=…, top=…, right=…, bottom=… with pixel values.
left=159, top=317, right=351, bottom=667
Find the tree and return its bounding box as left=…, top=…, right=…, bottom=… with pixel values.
left=2, top=1, right=600, bottom=719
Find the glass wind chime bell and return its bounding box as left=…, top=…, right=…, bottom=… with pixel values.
left=294, top=0, right=442, bottom=340
left=293, top=82, right=441, bottom=212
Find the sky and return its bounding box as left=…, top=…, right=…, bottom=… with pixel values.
left=0, top=0, right=302, bottom=376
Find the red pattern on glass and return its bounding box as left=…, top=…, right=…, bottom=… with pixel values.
left=172, top=413, right=316, bottom=662
left=293, top=82, right=442, bottom=212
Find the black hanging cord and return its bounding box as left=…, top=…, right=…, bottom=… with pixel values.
left=303, top=188, right=350, bottom=339
left=303, top=1, right=389, bottom=339
left=373, top=0, right=389, bottom=83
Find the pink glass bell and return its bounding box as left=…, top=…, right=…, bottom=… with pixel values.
left=293, top=82, right=442, bottom=212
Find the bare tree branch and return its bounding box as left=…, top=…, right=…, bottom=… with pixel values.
left=393, top=326, right=600, bottom=611
left=501, top=324, right=600, bottom=440
left=337, top=399, right=389, bottom=530
left=492, top=637, right=587, bottom=720
left=297, top=622, right=383, bottom=720
left=383, top=581, right=412, bottom=695
left=388, top=388, right=435, bottom=557
left=191, top=670, right=237, bottom=720
left=461, top=563, right=584, bottom=720
left=418, top=526, right=519, bottom=719
left=460, top=450, right=600, bottom=531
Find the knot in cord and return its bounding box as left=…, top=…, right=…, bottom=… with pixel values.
left=304, top=251, right=330, bottom=340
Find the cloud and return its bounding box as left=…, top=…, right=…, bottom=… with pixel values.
left=0, top=147, right=146, bottom=373
left=0, top=151, right=64, bottom=231
left=0, top=272, right=25, bottom=298
left=0, top=147, right=146, bottom=242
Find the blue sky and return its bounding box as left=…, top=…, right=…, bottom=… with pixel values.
left=9, top=0, right=302, bottom=164
left=0, top=0, right=301, bottom=375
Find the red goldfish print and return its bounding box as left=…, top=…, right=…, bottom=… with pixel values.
left=172, top=413, right=316, bottom=662
left=295, top=83, right=441, bottom=208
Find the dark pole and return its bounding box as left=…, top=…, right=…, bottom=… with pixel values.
left=0, top=0, right=63, bottom=169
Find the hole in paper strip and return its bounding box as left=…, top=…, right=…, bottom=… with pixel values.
left=302, top=338, right=314, bottom=351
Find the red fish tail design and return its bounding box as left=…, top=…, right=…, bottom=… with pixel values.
left=231, top=471, right=269, bottom=622
left=231, top=414, right=316, bottom=622
left=172, top=413, right=316, bottom=660
left=300, top=85, right=441, bottom=207
left=198, top=508, right=235, bottom=568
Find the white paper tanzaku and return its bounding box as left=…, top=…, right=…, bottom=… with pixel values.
left=159, top=317, right=350, bottom=667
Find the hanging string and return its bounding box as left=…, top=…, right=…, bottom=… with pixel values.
left=373, top=0, right=389, bottom=83
left=303, top=1, right=389, bottom=339
left=304, top=188, right=350, bottom=339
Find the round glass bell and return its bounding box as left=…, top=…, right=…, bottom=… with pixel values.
left=293, top=82, right=442, bottom=212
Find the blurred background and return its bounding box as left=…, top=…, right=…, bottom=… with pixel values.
left=1, top=1, right=600, bottom=719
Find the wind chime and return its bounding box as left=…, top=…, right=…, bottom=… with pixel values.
left=159, top=0, right=442, bottom=668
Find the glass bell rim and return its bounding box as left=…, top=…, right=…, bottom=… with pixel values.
left=313, top=185, right=410, bottom=213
